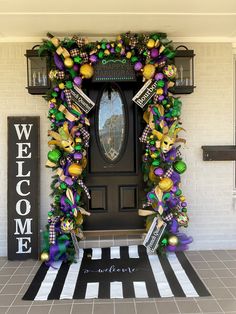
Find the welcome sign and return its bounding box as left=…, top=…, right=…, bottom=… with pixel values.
left=7, top=117, right=39, bottom=260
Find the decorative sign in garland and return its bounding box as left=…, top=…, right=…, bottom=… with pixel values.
left=8, top=117, right=39, bottom=260
left=39, top=32, right=192, bottom=264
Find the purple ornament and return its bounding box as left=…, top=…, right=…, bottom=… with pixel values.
left=73, top=64, right=79, bottom=71
left=158, top=95, right=165, bottom=101
left=54, top=87, right=60, bottom=92
left=171, top=186, right=177, bottom=193
left=65, top=177, right=73, bottom=186
left=73, top=76, right=82, bottom=86
left=154, top=167, right=164, bottom=176
left=150, top=48, right=159, bottom=58
left=89, top=55, right=98, bottom=63
left=50, top=103, right=55, bottom=108
left=150, top=146, right=156, bottom=152
left=110, top=48, right=115, bottom=53
left=106, top=43, right=111, bottom=49
left=155, top=73, right=164, bottom=81
left=60, top=91, right=65, bottom=101
left=134, top=62, right=143, bottom=71
left=74, top=152, right=83, bottom=160
left=181, top=202, right=187, bottom=207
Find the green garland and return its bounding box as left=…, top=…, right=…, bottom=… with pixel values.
left=39, top=32, right=192, bottom=264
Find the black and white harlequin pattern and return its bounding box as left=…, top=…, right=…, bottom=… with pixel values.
left=23, top=245, right=210, bottom=301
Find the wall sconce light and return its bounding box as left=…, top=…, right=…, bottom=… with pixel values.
left=25, top=45, right=50, bottom=95
left=171, top=45, right=195, bottom=94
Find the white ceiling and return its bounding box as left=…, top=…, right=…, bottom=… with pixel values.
left=0, top=0, right=236, bottom=42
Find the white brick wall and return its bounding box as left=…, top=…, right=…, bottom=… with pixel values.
left=0, top=42, right=235, bottom=256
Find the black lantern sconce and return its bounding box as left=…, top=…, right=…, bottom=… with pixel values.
left=171, top=45, right=195, bottom=94
left=25, top=45, right=50, bottom=95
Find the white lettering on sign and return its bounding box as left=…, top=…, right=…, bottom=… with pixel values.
left=16, top=237, right=32, bottom=254
left=16, top=143, right=32, bottom=158
left=16, top=161, right=31, bottom=177
left=14, top=124, right=33, bottom=140
left=14, top=218, right=33, bottom=235
left=14, top=123, right=33, bottom=255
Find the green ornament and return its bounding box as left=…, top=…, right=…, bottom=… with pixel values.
left=48, top=211, right=53, bottom=217
left=49, top=108, right=56, bottom=114
left=152, top=160, right=160, bottom=166
left=55, top=112, right=65, bottom=121
left=131, top=56, right=138, bottom=63
left=173, top=160, right=187, bottom=174
left=75, top=145, right=82, bottom=151
left=48, top=149, right=62, bottom=163
left=115, top=47, right=121, bottom=53
left=55, top=195, right=60, bottom=202
left=74, top=56, right=82, bottom=63
left=162, top=99, right=168, bottom=105
left=150, top=141, right=155, bottom=145
left=65, top=81, right=73, bottom=89
left=161, top=238, right=168, bottom=246
left=98, top=51, right=104, bottom=59
left=51, top=91, right=58, bottom=98
left=176, top=189, right=182, bottom=196
left=157, top=80, right=165, bottom=88
left=182, top=208, right=187, bottom=213
left=60, top=182, right=67, bottom=190
left=101, top=43, right=106, bottom=50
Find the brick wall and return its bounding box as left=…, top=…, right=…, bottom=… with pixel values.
left=0, top=42, right=235, bottom=256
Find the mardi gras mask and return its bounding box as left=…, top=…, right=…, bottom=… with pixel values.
left=160, top=135, right=174, bottom=153
left=48, top=122, right=75, bottom=153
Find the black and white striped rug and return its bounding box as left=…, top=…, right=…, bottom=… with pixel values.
left=23, top=245, right=210, bottom=300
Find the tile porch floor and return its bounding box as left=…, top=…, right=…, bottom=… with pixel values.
left=1, top=250, right=236, bottom=314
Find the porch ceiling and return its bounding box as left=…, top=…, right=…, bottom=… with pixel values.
left=0, top=0, right=235, bottom=42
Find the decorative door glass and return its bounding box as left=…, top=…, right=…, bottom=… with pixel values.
left=98, top=84, right=126, bottom=162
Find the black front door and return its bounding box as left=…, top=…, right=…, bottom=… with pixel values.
left=84, top=82, right=144, bottom=230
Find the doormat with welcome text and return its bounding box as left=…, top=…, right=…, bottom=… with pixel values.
left=23, top=245, right=210, bottom=300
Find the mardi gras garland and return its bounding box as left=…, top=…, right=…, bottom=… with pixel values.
left=39, top=32, right=192, bottom=264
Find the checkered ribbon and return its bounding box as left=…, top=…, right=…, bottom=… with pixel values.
left=80, top=127, right=90, bottom=147
left=70, top=48, right=80, bottom=57
left=72, top=36, right=86, bottom=48
left=78, top=180, right=91, bottom=199
left=64, top=89, right=72, bottom=105
left=176, top=150, right=182, bottom=158
left=80, top=52, right=88, bottom=63
left=129, top=37, right=138, bottom=49
left=139, top=125, right=152, bottom=143
left=164, top=166, right=174, bottom=178
left=56, top=71, right=65, bottom=79
left=162, top=213, right=173, bottom=222
left=49, top=216, right=59, bottom=245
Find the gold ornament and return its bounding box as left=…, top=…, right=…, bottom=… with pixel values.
left=156, top=88, right=163, bottom=95
left=59, top=83, right=65, bottom=89
left=41, top=252, right=49, bottom=262
left=126, top=51, right=132, bottom=59
left=168, top=235, right=179, bottom=246
left=64, top=58, right=74, bottom=68
left=158, top=178, right=173, bottom=192
left=143, top=64, right=156, bottom=80
left=68, top=163, right=83, bottom=177
left=80, top=64, right=94, bottom=79
left=146, top=39, right=155, bottom=49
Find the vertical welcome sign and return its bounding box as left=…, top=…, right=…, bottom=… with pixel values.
left=8, top=117, right=39, bottom=260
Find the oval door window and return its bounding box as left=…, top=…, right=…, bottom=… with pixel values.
left=98, top=84, right=126, bottom=162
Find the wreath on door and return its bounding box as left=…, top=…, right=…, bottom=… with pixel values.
left=39, top=32, right=192, bottom=264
